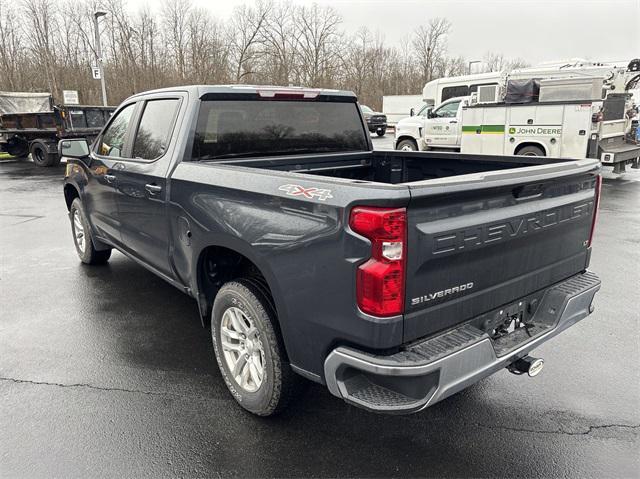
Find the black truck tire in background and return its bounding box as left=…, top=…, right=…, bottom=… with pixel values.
left=211, top=280, right=301, bottom=416
left=6, top=137, right=29, bottom=158
left=69, top=199, right=112, bottom=265
left=516, top=145, right=545, bottom=157
left=30, top=141, right=61, bottom=167
left=376, top=128, right=386, bottom=137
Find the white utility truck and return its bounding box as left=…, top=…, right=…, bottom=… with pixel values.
left=382, top=94, right=424, bottom=126
left=395, top=76, right=640, bottom=173
left=421, top=59, right=640, bottom=108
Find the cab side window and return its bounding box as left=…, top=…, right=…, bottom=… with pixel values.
left=131, top=99, right=180, bottom=160
left=97, top=103, right=135, bottom=158
left=433, top=100, right=461, bottom=118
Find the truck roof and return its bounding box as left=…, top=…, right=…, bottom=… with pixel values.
left=127, top=85, right=357, bottom=101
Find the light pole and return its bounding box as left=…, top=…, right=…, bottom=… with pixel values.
left=468, top=60, right=481, bottom=75
left=93, top=10, right=108, bottom=106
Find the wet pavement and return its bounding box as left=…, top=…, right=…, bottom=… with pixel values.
left=1, top=154, right=639, bottom=478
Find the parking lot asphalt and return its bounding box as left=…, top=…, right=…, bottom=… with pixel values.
left=1, top=144, right=639, bottom=478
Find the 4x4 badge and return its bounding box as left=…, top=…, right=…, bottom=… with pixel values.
left=279, top=184, right=333, bottom=201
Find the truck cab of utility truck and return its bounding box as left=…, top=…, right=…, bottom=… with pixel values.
left=395, top=96, right=468, bottom=151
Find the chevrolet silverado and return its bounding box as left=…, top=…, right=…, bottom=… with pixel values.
left=61, top=85, right=602, bottom=416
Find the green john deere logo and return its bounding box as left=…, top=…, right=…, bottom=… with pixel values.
left=509, top=127, right=516, bottom=134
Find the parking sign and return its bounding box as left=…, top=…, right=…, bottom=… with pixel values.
left=62, top=90, right=79, bottom=105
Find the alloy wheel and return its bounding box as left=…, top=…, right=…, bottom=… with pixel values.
left=220, top=306, right=266, bottom=393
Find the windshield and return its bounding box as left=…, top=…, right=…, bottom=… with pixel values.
left=417, top=104, right=430, bottom=116
left=192, top=100, right=368, bottom=160
left=360, top=105, right=373, bottom=114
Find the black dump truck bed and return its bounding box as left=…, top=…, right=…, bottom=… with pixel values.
left=1, top=91, right=114, bottom=167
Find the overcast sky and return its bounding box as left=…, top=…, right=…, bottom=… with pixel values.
left=129, top=0, right=639, bottom=65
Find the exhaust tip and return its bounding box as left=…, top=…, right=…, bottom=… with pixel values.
left=508, top=356, right=544, bottom=377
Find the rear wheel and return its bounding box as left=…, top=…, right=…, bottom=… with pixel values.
left=211, top=279, right=299, bottom=416
left=516, top=145, right=545, bottom=157
left=30, top=142, right=60, bottom=167
left=6, top=137, right=29, bottom=158
left=69, top=198, right=111, bottom=265
left=396, top=139, right=418, bottom=151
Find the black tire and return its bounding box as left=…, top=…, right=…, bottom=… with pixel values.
left=516, top=145, right=545, bottom=157
left=376, top=128, right=386, bottom=137
left=30, top=142, right=60, bottom=167
left=69, top=198, right=111, bottom=265
left=6, top=137, right=29, bottom=158
left=396, top=139, right=418, bottom=151
left=211, top=279, right=299, bottom=416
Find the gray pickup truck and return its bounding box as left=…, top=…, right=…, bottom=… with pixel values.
left=61, top=85, right=602, bottom=416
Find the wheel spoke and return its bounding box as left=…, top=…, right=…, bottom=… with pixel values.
left=232, top=353, right=247, bottom=379
left=229, top=308, right=249, bottom=334
left=249, top=362, right=262, bottom=387
left=240, top=361, right=251, bottom=388
left=221, top=340, right=243, bottom=352
left=221, top=326, right=242, bottom=341
left=73, top=210, right=86, bottom=253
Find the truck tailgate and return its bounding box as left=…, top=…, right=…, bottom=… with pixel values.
left=403, top=160, right=600, bottom=341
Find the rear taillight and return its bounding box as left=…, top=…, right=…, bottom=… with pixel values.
left=588, top=174, right=602, bottom=247
left=350, top=206, right=407, bottom=317
left=592, top=112, right=604, bottom=123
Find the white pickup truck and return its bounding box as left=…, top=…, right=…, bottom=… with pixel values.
left=395, top=79, right=640, bottom=172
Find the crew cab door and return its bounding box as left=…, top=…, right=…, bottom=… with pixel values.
left=85, top=102, right=137, bottom=245
left=424, top=99, right=462, bottom=147
left=114, top=96, right=182, bottom=278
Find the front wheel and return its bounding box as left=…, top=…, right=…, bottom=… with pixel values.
left=376, top=128, right=386, bottom=137
left=69, top=198, right=111, bottom=265
left=211, top=279, right=299, bottom=416
left=396, top=139, right=418, bottom=151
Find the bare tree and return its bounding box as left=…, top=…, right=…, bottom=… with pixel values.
left=412, top=17, right=451, bottom=83
left=262, top=2, right=299, bottom=85
left=483, top=52, right=506, bottom=72
left=187, top=7, right=230, bottom=83
left=0, top=0, right=25, bottom=90
left=482, top=52, right=531, bottom=72
left=162, top=0, right=191, bottom=82
left=230, top=1, right=270, bottom=82
left=22, top=0, right=60, bottom=96
left=295, top=4, right=342, bottom=87
left=0, top=1, right=534, bottom=110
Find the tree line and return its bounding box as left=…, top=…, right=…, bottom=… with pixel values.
left=0, top=0, right=529, bottom=109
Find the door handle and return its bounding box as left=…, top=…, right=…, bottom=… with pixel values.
left=449, top=120, right=458, bottom=124
left=104, top=174, right=116, bottom=183
left=145, top=183, right=162, bottom=195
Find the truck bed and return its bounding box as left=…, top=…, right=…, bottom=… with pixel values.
left=216, top=150, right=572, bottom=184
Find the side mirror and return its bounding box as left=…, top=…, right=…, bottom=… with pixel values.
left=426, top=108, right=434, bottom=118
left=410, top=108, right=415, bottom=117
left=59, top=139, right=90, bottom=159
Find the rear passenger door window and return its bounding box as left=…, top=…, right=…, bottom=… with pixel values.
left=97, top=103, right=135, bottom=158
left=131, top=99, right=180, bottom=160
